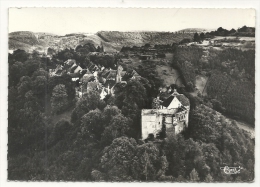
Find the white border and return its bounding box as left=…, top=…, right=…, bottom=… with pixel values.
left=1, top=1, right=260, bottom=187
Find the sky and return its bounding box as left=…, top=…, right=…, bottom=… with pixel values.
left=9, top=8, right=256, bottom=35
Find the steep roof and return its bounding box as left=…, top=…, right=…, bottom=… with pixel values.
left=131, top=70, right=140, bottom=77
left=161, top=94, right=190, bottom=107
left=56, top=69, right=63, bottom=75
left=161, top=95, right=175, bottom=107
left=70, top=65, right=78, bottom=73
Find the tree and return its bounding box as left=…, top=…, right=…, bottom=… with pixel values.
left=122, top=79, right=147, bottom=109
left=24, top=58, right=41, bottom=77
left=131, top=143, right=160, bottom=181
left=71, top=90, right=105, bottom=123
left=51, top=84, right=68, bottom=114
left=9, top=61, right=26, bottom=86
left=229, top=28, right=236, bottom=34
left=189, top=168, right=200, bottom=181
left=91, top=170, right=105, bottom=181
left=101, top=114, right=131, bottom=146
left=32, top=68, right=49, bottom=80
left=51, top=119, right=72, bottom=143
left=11, top=49, right=29, bottom=63
left=156, top=156, right=169, bottom=179
left=81, top=109, right=103, bottom=140
left=32, top=76, right=47, bottom=99
left=200, top=33, right=205, bottom=41
left=101, top=105, right=121, bottom=124
left=164, top=134, right=186, bottom=178
left=48, top=74, right=76, bottom=103
left=204, top=174, right=214, bottom=182
left=17, top=76, right=32, bottom=97
left=193, top=32, right=201, bottom=43
left=100, top=137, right=137, bottom=181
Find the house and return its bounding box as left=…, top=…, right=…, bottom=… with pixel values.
left=87, top=62, right=99, bottom=72
left=130, top=70, right=141, bottom=80
left=141, top=89, right=190, bottom=140
left=69, top=73, right=80, bottom=81
left=82, top=73, right=95, bottom=84
left=73, top=65, right=83, bottom=74
left=64, top=59, right=76, bottom=66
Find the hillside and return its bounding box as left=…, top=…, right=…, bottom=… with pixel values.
left=97, top=31, right=194, bottom=46
left=9, top=31, right=40, bottom=51
left=177, top=28, right=215, bottom=33
left=9, top=31, right=194, bottom=53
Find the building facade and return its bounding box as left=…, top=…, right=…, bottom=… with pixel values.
left=141, top=89, right=190, bottom=140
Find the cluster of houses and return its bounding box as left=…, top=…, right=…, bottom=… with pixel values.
left=49, top=58, right=142, bottom=100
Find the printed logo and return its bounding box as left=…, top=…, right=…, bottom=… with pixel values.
left=220, top=166, right=243, bottom=174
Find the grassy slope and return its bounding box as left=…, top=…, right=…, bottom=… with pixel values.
left=9, top=31, right=194, bottom=52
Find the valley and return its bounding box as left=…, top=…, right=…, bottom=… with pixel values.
left=8, top=26, right=255, bottom=182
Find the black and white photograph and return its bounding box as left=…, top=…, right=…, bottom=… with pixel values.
left=3, top=5, right=258, bottom=183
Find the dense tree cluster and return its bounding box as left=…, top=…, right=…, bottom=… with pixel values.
left=172, top=47, right=204, bottom=91
left=135, top=61, right=163, bottom=99
left=207, top=70, right=254, bottom=125
left=204, top=48, right=255, bottom=124
left=8, top=50, right=76, bottom=171
left=49, top=43, right=115, bottom=69
left=207, top=48, right=255, bottom=80
left=172, top=44, right=254, bottom=125
left=89, top=53, right=117, bottom=69
left=8, top=46, right=254, bottom=182
left=205, top=26, right=255, bottom=37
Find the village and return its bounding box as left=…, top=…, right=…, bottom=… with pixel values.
left=48, top=53, right=142, bottom=100
left=47, top=43, right=191, bottom=141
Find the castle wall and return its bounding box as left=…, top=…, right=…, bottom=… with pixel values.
left=142, top=114, right=162, bottom=139
left=141, top=104, right=189, bottom=140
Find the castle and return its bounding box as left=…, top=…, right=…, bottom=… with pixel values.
left=141, top=89, right=190, bottom=140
